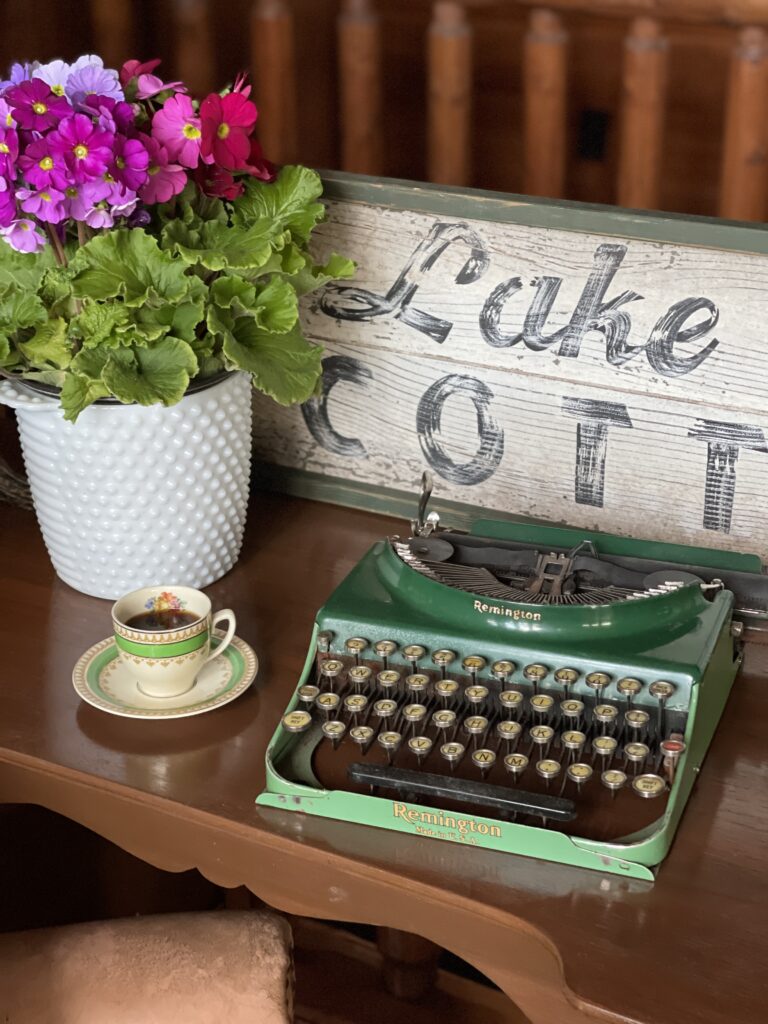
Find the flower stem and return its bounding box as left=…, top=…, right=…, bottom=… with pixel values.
left=45, top=224, right=67, bottom=267
left=77, top=221, right=90, bottom=247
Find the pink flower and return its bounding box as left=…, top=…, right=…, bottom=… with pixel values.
left=109, top=134, right=149, bottom=191
left=244, top=137, right=275, bottom=181
left=151, top=93, right=201, bottom=168
left=138, top=135, right=187, bottom=204
left=47, top=113, right=114, bottom=183
left=136, top=73, right=187, bottom=100
left=18, top=136, right=68, bottom=190
left=1, top=219, right=46, bottom=252
left=17, top=186, right=66, bottom=224
left=6, top=78, right=71, bottom=131
left=120, top=58, right=162, bottom=87
left=200, top=81, right=257, bottom=170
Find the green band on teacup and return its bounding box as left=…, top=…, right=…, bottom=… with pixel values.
left=114, top=630, right=208, bottom=659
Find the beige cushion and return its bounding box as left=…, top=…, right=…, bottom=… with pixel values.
left=0, top=911, right=293, bottom=1024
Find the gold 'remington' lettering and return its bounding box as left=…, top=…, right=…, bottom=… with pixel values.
left=392, top=802, right=502, bottom=838
left=473, top=599, right=542, bottom=622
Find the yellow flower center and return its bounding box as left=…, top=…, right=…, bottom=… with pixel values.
left=32, top=102, right=47, bottom=115
left=5, top=113, right=12, bottom=127
left=40, top=191, right=51, bottom=202
left=51, top=84, right=65, bottom=96
left=39, top=156, right=54, bottom=170
left=217, top=122, right=230, bottom=140
left=0, top=143, right=8, bottom=154
left=20, top=222, right=30, bottom=231
left=73, top=144, right=88, bottom=160
left=148, top=164, right=160, bottom=176
left=104, top=172, right=115, bottom=182
left=65, top=187, right=78, bottom=198
left=182, top=123, right=201, bottom=140
left=116, top=156, right=125, bottom=169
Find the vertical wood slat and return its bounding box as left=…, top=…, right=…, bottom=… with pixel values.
left=252, top=0, right=298, bottom=165
left=172, top=0, right=215, bottom=98
left=89, top=1, right=134, bottom=69
left=428, top=1, right=473, bottom=187
left=617, top=18, right=668, bottom=211
left=523, top=9, right=567, bottom=198
left=338, top=0, right=383, bottom=176
left=719, top=26, right=768, bottom=221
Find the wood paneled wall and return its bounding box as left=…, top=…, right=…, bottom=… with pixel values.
left=0, top=0, right=749, bottom=219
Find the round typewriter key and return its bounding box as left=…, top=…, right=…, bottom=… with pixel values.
left=567, top=762, right=593, bottom=788
left=561, top=729, right=586, bottom=751
left=649, top=680, right=676, bottom=700
left=660, top=737, right=686, bottom=760
left=374, top=639, right=398, bottom=664
left=465, top=684, right=489, bottom=706
left=403, top=644, right=426, bottom=665
left=344, top=694, right=369, bottom=717
left=464, top=715, right=489, bottom=737
left=554, top=667, right=580, bottom=694
left=440, top=741, right=465, bottom=770
left=297, top=684, right=319, bottom=707
left=491, top=660, right=515, bottom=683
left=322, top=719, right=347, bottom=748
left=282, top=710, right=312, bottom=733
left=529, top=724, right=554, bottom=750
left=463, top=655, right=487, bottom=678
left=560, top=698, right=585, bottom=722
left=524, top=663, right=549, bottom=691
left=632, top=773, right=666, bottom=799
left=594, top=704, right=619, bottom=731
left=504, top=752, right=529, bottom=779
left=345, top=637, right=368, bottom=661
left=378, top=730, right=402, bottom=762
left=536, top=758, right=561, bottom=784
left=624, top=741, right=649, bottom=767
left=316, top=691, right=341, bottom=716
left=376, top=669, right=401, bottom=694
left=350, top=724, right=374, bottom=750
left=406, top=673, right=430, bottom=698
left=434, top=679, right=459, bottom=703
left=432, top=649, right=457, bottom=677
left=497, top=719, right=522, bottom=744
left=373, top=698, right=398, bottom=720
left=348, top=665, right=372, bottom=691
left=499, top=690, right=524, bottom=716
left=403, top=703, right=427, bottom=725
left=530, top=693, right=555, bottom=717
left=432, top=709, right=457, bottom=730
left=592, top=735, right=618, bottom=761
left=408, top=735, right=433, bottom=764
left=471, top=748, right=496, bottom=778
left=617, top=677, right=643, bottom=703
left=625, top=709, right=650, bottom=735
left=316, top=630, right=334, bottom=653
left=320, top=659, right=344, bottom=689
left=585, top=671, right=612, bottom=692
left=602, top=768, right=627, bottom=794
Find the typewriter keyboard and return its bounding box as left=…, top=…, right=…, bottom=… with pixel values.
left=279, top=634, right=688, bottom=843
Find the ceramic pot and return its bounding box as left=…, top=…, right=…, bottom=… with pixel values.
left=0, top=372, right=252, bottom=599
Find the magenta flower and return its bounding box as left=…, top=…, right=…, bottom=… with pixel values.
left=66, top=64, right=123, bottom=108
left=0, top=125, right=18, bottom=178
left=18, top=136, right=68, bottom=189
left=200, top=85, right=257, bottom=170
left=138, top=134, right=187, bottom=203
left=109, top=134, right=148, bottom=191
left=1, top=219, right=46, bottom=252
left=47, top=114, right=114, bottom=183
left=152, top=93, right=201, bottom=168
left=0, top=98, right=14, bottom=128
left=17, top=186, right=66, bottom=224
left=85, top=94, right=135, bottom=134
left=6, top=78, right=71, bottom=131
left=0, top=183, right=16, bottom=228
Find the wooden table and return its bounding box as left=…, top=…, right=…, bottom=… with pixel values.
left=1, top=494, right=767, bottom=1024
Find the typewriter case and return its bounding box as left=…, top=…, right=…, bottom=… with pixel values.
left=258, top=511, right=756, bottom=881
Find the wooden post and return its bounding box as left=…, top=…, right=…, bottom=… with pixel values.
left=376, top=927, right=441, bottom=1000
left=252, top=0, right=298, bottom=165
left=523, top=9, right=567, bottom=198
left=172, top=0, right=215, bottom=98
left=338, top=0, right=383, bottom=176
left=89, top=1, right=134, bottom=69
left=428, top=1, right=473, bottom=187
left=617, top=18, right=668, bottom=211
left=719, top=26, right=768, bottom=221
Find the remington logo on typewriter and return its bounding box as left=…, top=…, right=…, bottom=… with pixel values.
left=392, top=803, right=502, bottom=839
left=473, top=600, right=541, bottom=622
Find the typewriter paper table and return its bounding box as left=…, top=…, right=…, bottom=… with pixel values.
left=1, top=495, right=767, bottom=1024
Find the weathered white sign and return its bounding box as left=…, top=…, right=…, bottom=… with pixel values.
left=252, top=175, right=768, bottom=556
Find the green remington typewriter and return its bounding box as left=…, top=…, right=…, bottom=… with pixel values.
left=258, top=475, right=766, bottom=880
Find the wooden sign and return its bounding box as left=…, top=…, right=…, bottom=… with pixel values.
left=252, top=172, right=768, bottom=556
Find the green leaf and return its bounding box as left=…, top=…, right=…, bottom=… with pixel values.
left=61, top=348, right=111, bottom=422
left=19, top=369, right=67, bottom=387
left=73, top=302, right=131, bottom=348
left=234, top=166, right=325, bottom=242
left=0, top=289, right=47, bottom=333
left=70, top=229, right=191, bottom=307
left=0, top=245, right=55, bottom=293
left=0, top=332, right=10, bottom=365
left=206, top=302, right=235, bottom=338
left=255, top=243, right=307, bottom=279
left=39, top=266, right=74, bottom=316
left=19, top=317, right=72, bottom=369
left=210, top=274, right=256, bottom=310
left=163, top=219, right=279, bottom=272
left=197, top=354, right=225, bottom=377
left=253, top=277, right=298, bottom=334
left=102, top=338, right=198, bottom=407
left=222, top=319, right=322, bottom=405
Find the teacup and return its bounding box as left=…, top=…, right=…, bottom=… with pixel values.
left=112, top=586, right=236, bottom=698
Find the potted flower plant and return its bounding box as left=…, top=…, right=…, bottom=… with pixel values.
left=0, top=54, right=354, bottom=599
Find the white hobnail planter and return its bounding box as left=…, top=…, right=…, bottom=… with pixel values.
left=0, top=372, right=252, bottom=599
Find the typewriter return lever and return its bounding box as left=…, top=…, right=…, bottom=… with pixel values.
left=411, top=471, right=441, bottom=538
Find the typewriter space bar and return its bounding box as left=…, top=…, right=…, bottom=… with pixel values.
left=347, top=764, right=577, bottom=822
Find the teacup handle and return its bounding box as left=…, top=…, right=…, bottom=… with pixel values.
left=205, top=609, right=236, bottom=663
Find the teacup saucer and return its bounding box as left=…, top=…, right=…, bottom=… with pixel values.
left=72, top=634, right=258, bottom=719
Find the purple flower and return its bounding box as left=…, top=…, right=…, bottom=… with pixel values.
left=17, top=186, right=66, bottom=223
left=84, top=200, right=114, bottom=229
left=0, top=98, right=15, bottom=128
left=66, top=64, right=123, bottom=108
left=18, top=135, right=68, bottom=189
left=0, top=62, right=37, bottom=95
left=0, top=184, right=16, bottom=227
left=6, top=78, right=71, bottom=131
left=33, top=59, right=72, bottom=97
left=1, top=219, right=46, bottom=252
left=128, top=206, right=151, bottom=228
left=0, top=126, right=18, bottom=177
left=84, top=94, right=134, bottom=134
left=62, top=180, right=109, bottom=221
left=138, top=134, right=187, bottom=204
left=109, top=134, right=148, bottom=190
left=47, top=114, right=114, bottom=183
left=102, top=179, right=137, bottom=214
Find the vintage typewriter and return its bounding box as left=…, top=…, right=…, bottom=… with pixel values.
left=258, top=475, right=768, bottom=879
